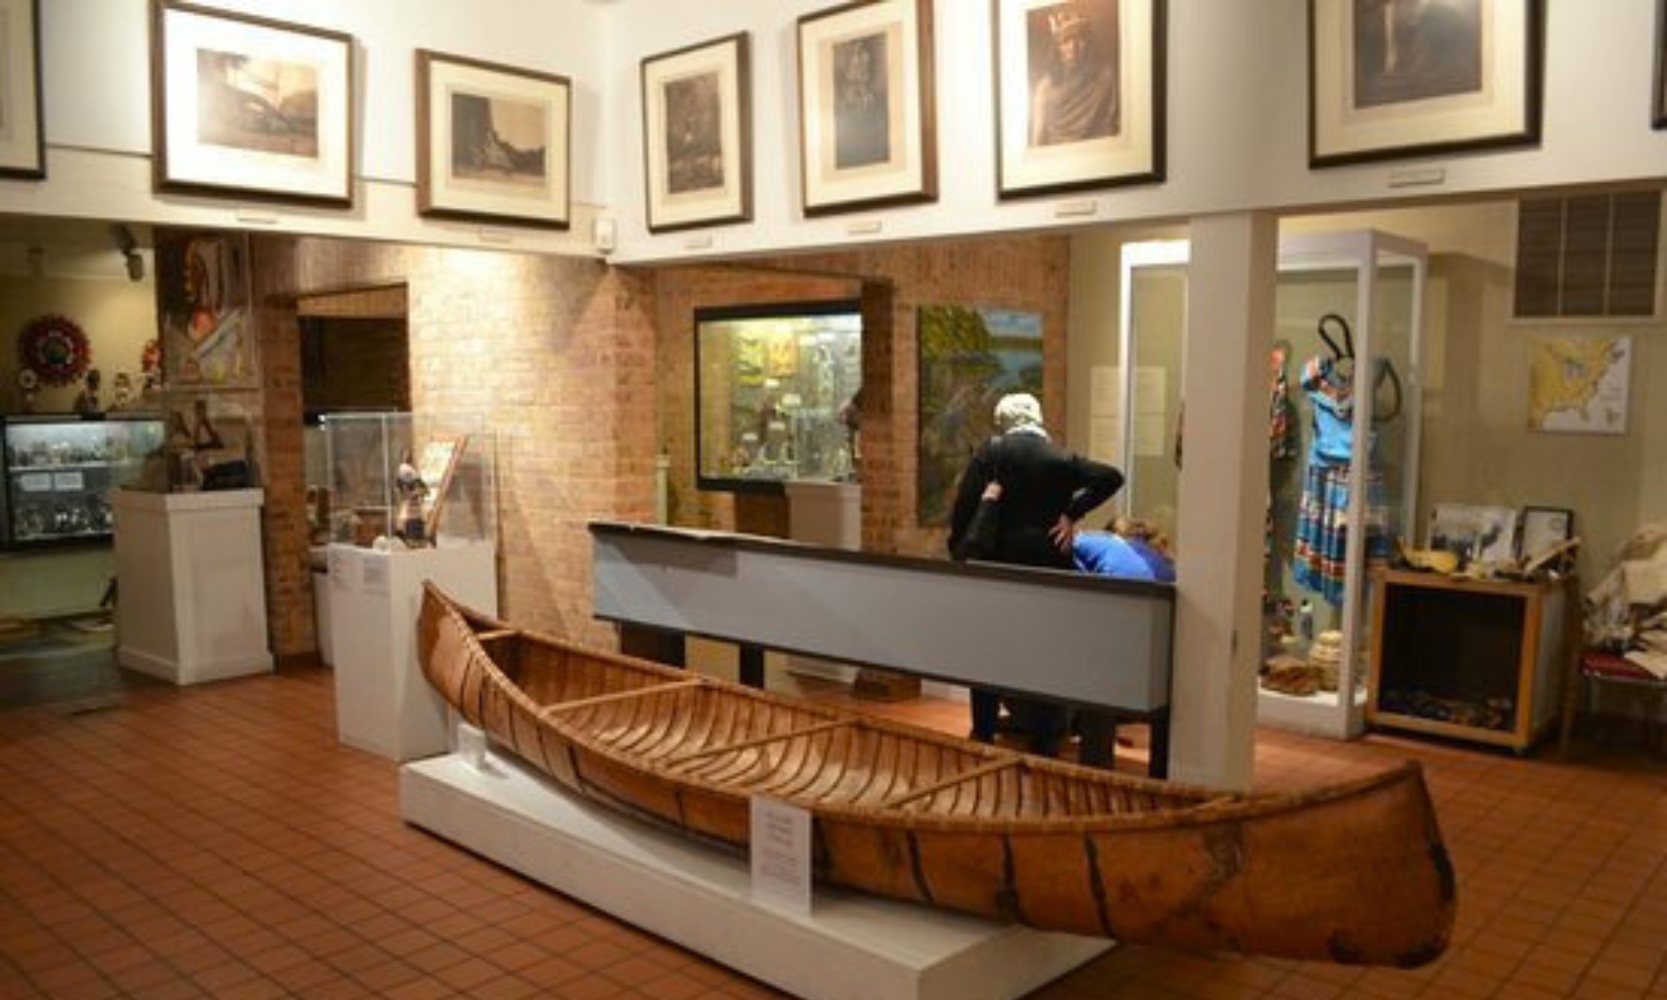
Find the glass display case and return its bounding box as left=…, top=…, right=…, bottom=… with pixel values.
left=320, top=412, right=496, bottom=547
left=1, top=413, right=165, bottom=548
left=695, top=300, right=864, bottom=492
left=1117, top=230, right=1427, bottom=739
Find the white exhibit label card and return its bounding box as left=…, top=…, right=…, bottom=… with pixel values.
left=749, top=795, right=812, bottom=916
left=52, top=471, right=85, bottom=491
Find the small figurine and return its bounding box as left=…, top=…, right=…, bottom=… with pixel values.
left=73, top=368, right=103, bottom=415
left=110, top=372, right=134, bottom=410
left=16, top=369, right=38, bottom=413
left=394, top=457, right=429, bottom=545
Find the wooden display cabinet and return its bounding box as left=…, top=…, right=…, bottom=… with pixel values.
left=1368, top=568, right=1571, bottom=753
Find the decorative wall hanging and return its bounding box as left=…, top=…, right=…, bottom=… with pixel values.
left=1309, top=0, right=1544, bottom=167
left=992, top=0, right=1166, bottom=198
left=417, top=50, right=571, bottom=229
left=641, top=33, right=752, bottom=233
left=151, top=1, right=355, bottom=205
left=0, top=0, right=43, bottom=179
left=916, top=305, right=1042, bottom=526
left=797, top=0, right=937, bottom=216
left=17, top=314, right=92, bottom=386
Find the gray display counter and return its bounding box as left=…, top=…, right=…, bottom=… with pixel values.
left=589, top=521, right=1175, bottom=775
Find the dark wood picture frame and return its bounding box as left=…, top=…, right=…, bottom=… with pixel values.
left=417, top=50, right=571, bottom=229
left=0, top=0, right=44, bottom=180
left=641, top=32, right=753, bottom=234
left=1309, top=0, right=1545, bottom=168
left=796, top=0, right=937, bottom=217
left=991, top=0, right=1167, bottom=199
left=1519, top=505, right=1574, bottom=563
left=1655, top=0, right=1666, bottom=129
left=150, top=0, right=355, bottom=206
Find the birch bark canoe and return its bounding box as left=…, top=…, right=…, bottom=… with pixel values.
left=417, top=583, right=1454, bottom=966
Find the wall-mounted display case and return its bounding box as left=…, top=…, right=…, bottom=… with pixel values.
left=1, top=413, right=165, bottom=548
left=696, top=300, right=863, bottom=493
left=320, top=412, right=496, bottom=547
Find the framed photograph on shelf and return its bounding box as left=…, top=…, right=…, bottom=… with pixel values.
left=1519, top=506, right=1573, bottom=562
left=151, top=1, right=354, bottom=205
left=0, top=0, right=43, bottom=179
left=418, top=50, right=571, bottom=229
left=641, top=33, right=752, bottom=233
left=796, top=0, right=937, bottom=216
left=1308, top=0, right=1544, bottom=168
left=1428, top=503, right=1519, bottom=566
left=992, top=0, right=1166, bottom=199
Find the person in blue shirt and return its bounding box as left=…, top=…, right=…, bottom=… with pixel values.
left=1073, top=519, right=1175, bottom=582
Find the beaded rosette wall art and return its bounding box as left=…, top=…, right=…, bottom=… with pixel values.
left=17, top=314, right=93, bottom=386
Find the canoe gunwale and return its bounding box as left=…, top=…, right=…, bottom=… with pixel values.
left=422, top=583, right=1431, bottom=837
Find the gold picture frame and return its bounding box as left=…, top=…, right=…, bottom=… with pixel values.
left=0, top=0, right=43, bottom=179
left=642, top=32, right=752, bottom=234
left=1309, top=0, right=1544, bottom=168
left=417, top=50, right=571, bottom=229
left=151, top=1, right=355, bottom=206
left=796, top=0, right=937, bottom=216
left=992, top=0, right=1166, bottom=199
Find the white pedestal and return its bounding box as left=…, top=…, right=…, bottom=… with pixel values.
left=401, top=751, right=1110, bottom=1000
left=113, top=488, right=272, bottom=685
left=329, top=541, right=497, bottom=761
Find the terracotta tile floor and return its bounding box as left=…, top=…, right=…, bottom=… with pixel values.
left=0, top=661, right=1661, bottom=1000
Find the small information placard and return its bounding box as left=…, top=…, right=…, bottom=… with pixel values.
left=361, top=554, right=389, bottom=595
left=456, top=721, right=487, bottom=771
left=749, top=795, right=812, bottom=916
left=18, top=473, right=51, bottom=493
left=51, top=471, right=85, bottom=491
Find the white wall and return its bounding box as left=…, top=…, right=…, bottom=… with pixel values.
left=2, top=0, right=612, bottom=256
left=608, top=0, right=1667, bottom=264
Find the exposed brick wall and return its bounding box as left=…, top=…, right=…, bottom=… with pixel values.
left=646, top=236, right=1071, bottom=557
left=251, top=238, right=656, bottom=657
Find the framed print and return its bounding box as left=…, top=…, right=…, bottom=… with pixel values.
left=0, top=0, right=43, bottom=179
left=1309, top=0, right=1544, bottom=168
left=151, top=1, right=354, bottom=206
left=992, top=0, right=1165, bottom=199
left=797, top=0, right=937, bottom=216
left=1519, top=506, right=1573, bottom=563
left=642, top=33, right=752, bottom=233
left=418, top=50, right=570, bottom=229
left=1655, top=0, right=1666, bottom=129
left=1428, top=503, right=1519, bottom=565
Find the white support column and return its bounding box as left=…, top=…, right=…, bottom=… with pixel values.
left=1169, top=212, right=1276, bottom=790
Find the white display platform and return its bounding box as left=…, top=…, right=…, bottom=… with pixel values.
left=329, top=541, right=497, bottom=761
left=402, top=751, right=1110, bottom=1000
left=113, top=488, right=272, bottom=685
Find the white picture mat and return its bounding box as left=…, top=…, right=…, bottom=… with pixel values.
left=643, top=38, right=746, bottom=229
left=995, top=0, right=1157, bottom=190
left=424, top=58, right=569, bottom=224
left=159, top=6, right=351, bottom=200
left=0, top=0, right=41, bottom=171
left=1312, top=0, right=1531, bottom=159
left=799, top=0, right=926, bottom=210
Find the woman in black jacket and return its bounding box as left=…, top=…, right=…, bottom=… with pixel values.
left=946, top=393, right=1123, bottom=752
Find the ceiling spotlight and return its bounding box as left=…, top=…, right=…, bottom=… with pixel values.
left=110, top=223, right=144, bottom=282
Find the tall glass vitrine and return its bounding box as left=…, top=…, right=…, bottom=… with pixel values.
left=1117, top=230, right=1427, bottom=738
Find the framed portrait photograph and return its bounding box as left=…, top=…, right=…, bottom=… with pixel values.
left=151, top=1, right=354, bottom=205
left=0, top=0, right=43, bottom=179
left=641, top=33, right=752, bottom=234
left=1309, top=0, right=1544, bottom=168
left=992, top=0, right=1166, bottom=199
left=1519, top=506, right=1573, bottom=563
left=417, top=50, right=571, bottom=229
left=796, top=0, right=937, bottom=216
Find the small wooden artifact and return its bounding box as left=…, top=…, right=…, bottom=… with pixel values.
left=417, top=584, right=1454, bottom=967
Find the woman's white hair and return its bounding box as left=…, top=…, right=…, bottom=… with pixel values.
left=994, top=392, right=1045, bottom=433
